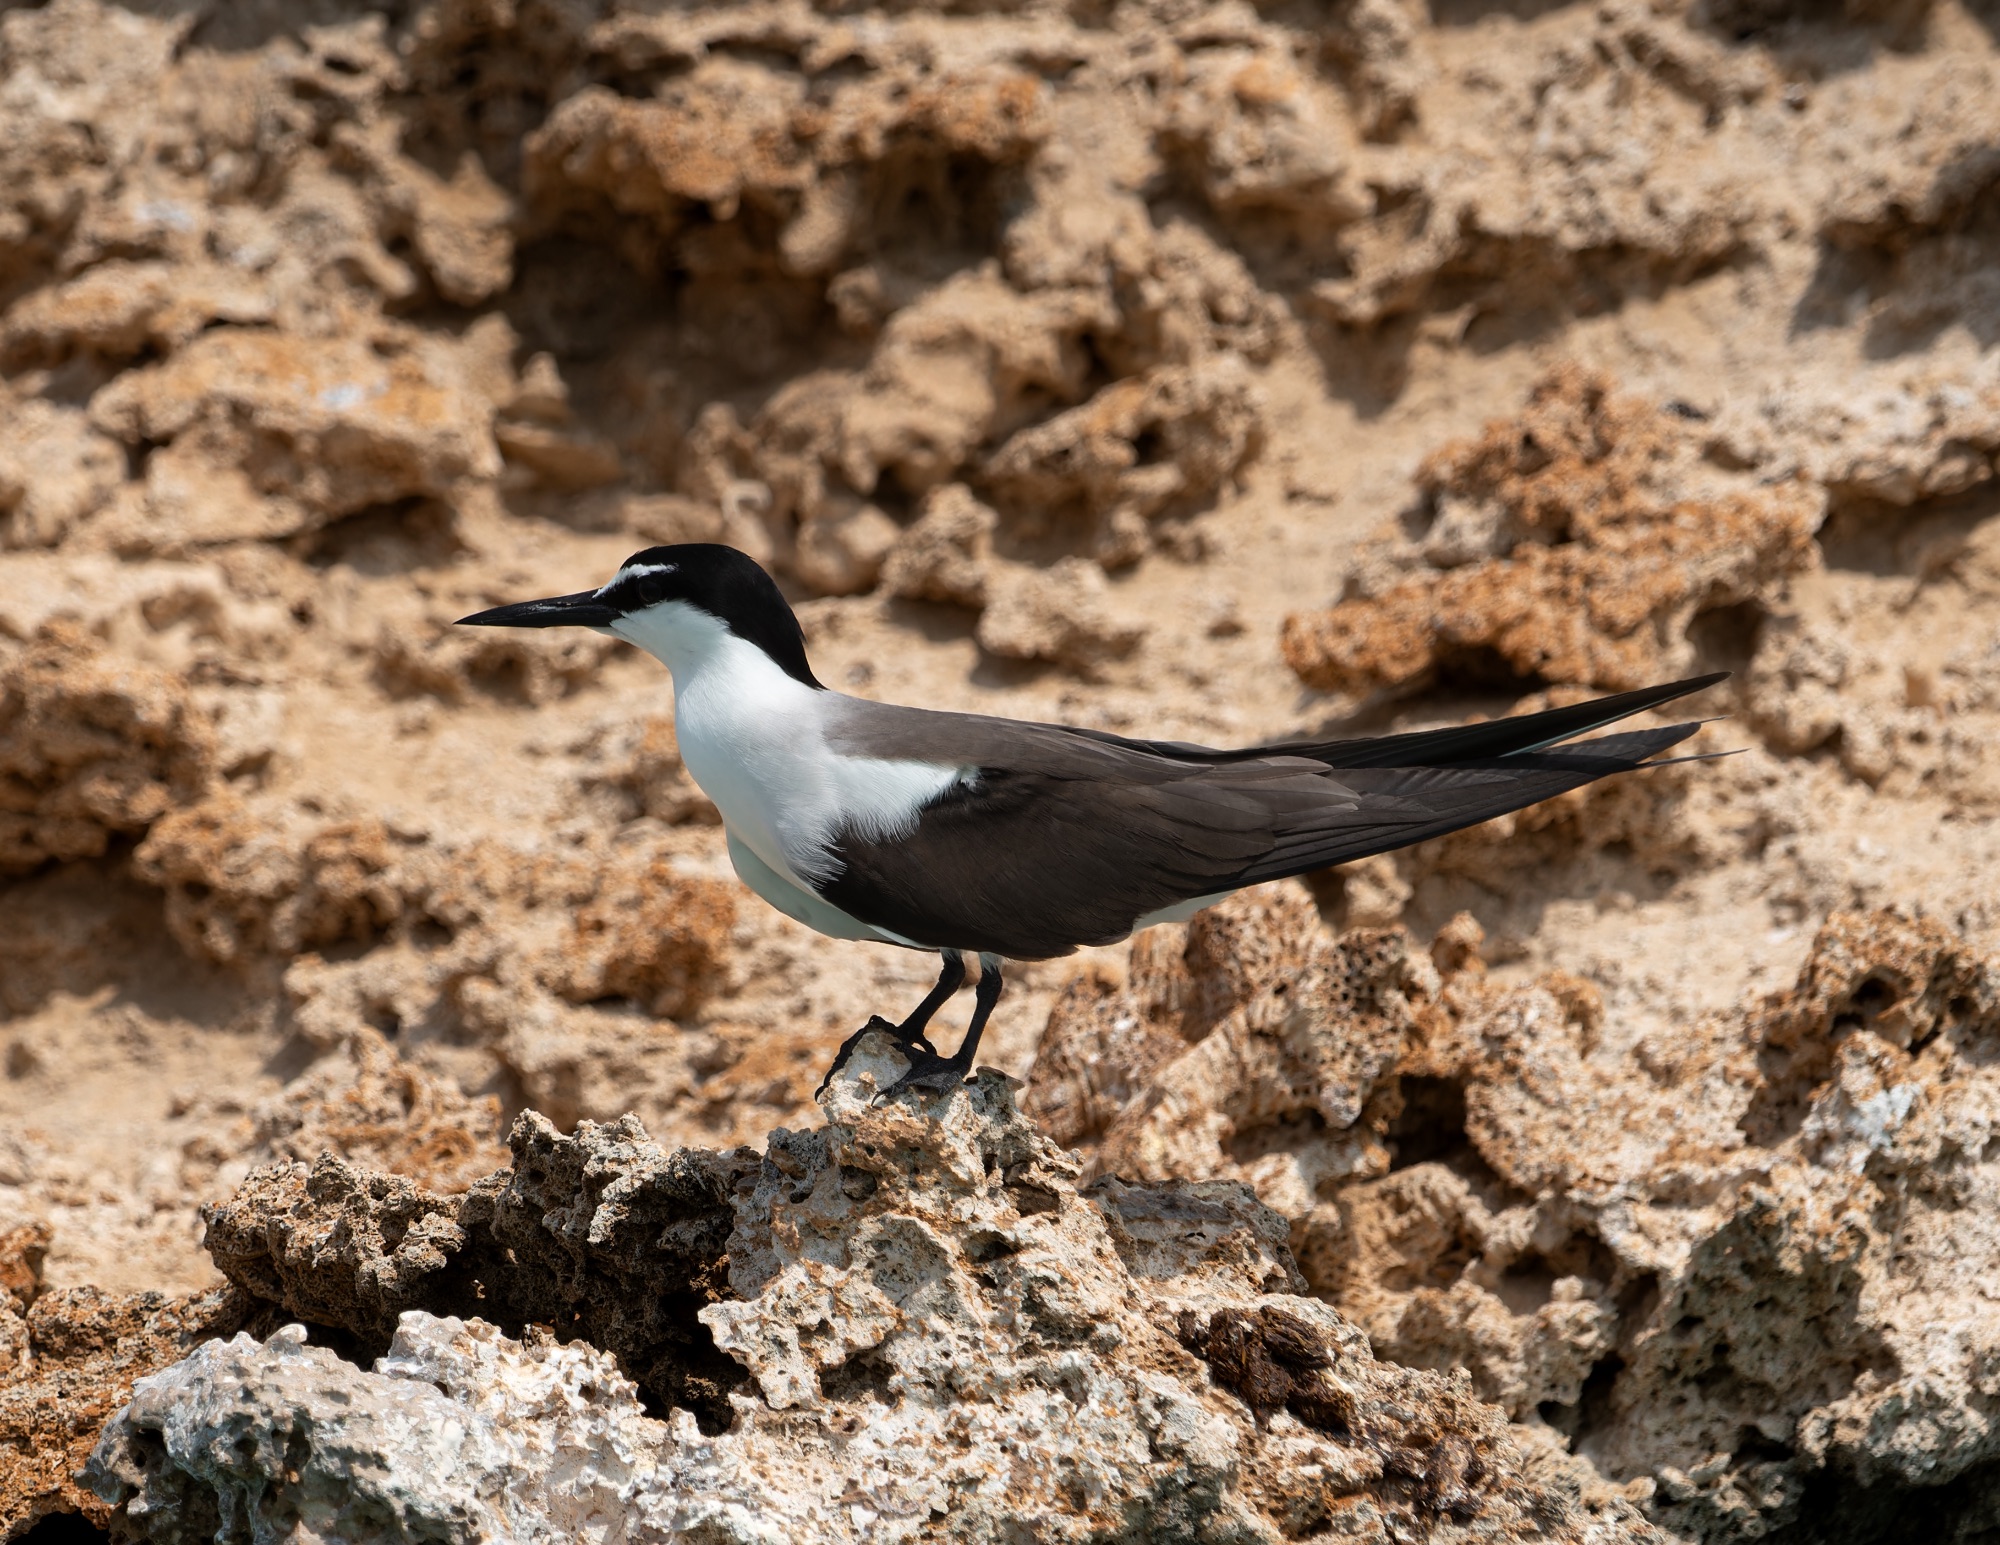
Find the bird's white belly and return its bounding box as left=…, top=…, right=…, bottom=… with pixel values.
left=675, top=698, right=825, bottom=883
left=723, top=830, right=922, bottom=947
left=669, top=653, right=960, bottom=896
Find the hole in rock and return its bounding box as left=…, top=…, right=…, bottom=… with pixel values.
left=1539, top=1351, right=1626, bottom=1451
left=16, top=1516, right=111, bottom=1545
left=1687, top=599, right=1764, bottom=674
left=1848, top=974, right=1900, bottom=1021
left=1386, top=1076, right=1503, bottom=1189
left=1772, top=1454, right=2000, bottom=1545
left=963, top=1228, right=1019, bottom=1265
left=1736, top=1425, right=1795, bottom=1465
left=1497, top=1253, right=1558, bottom=1315
left=1574, top=1351, right=1624, bottom=1448
left=1497, top=1230, right=1620, bottom=1315
left=1616, top=1269, right=1661, bottom=1323
left=406, top=916, right=454, bottom=951
left=819, top=1347, right=897, bottom=1405
left=1425, top=647, right=1545, bottom=699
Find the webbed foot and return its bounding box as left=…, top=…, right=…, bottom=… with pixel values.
left=816, top=1015, right=941, bottom=1098
left=871, top=1045, right=977, bottom=1102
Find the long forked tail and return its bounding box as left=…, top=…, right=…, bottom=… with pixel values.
left=1294, top=672, right=1731, bottom=769
left=1226, top=675, right=1732, bottom=887
left=1083, top=674, right=1730, bottom=769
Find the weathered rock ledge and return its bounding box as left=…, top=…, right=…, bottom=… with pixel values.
left=81, top=1038, right=1645, bottom=1543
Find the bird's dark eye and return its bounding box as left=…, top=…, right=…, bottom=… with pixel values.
left=634, top=571, right=671, bottom=606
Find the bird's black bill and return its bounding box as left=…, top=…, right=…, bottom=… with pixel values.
left=456, top=590, right=619, bottom=628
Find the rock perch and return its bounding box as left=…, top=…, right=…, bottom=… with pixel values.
left=86, top=1031, right=1650, bottom=1542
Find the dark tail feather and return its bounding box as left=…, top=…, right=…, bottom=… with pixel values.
left=1231, top=718, right=1712, bottom=887
left=1290, top=673, right=1729, bottom=769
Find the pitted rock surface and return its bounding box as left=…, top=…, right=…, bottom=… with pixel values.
left=97, top=1050, right=1639, bottom=1543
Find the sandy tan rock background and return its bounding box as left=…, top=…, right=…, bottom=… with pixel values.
left=1, top=0, right=1998, bottom=1537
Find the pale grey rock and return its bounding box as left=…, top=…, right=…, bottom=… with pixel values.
left=89, top=1315, right=691, bottom=1544
left=975, top=557, right=1147, bottom=677
left=93, top=1038, right=1628, bottom=1542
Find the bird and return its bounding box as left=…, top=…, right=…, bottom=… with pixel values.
left=459, top=544, right=1725, bottom=1100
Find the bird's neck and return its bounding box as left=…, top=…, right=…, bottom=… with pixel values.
left=610, top=598, right=822, bottom=693
left=613, top=601, right=823, bottom=721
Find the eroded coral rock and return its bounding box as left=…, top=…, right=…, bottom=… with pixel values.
left=89, top=326, right=502, bottom=545
left=1710, top=365, right=2000, bottom=509
left=0, top=259, right=278, bottom=371
left=114, top=1047, right=1621, bottom=1542
left=0, top=392, right=125, bottom=550
left=200, top=1112, right=751, bottom=1427
left=0, top=1251, right=247, bottom=1538
left=87, top=1317, right=700, bottom=1545
left=0, top=622, right=214, bottom=874
left=1026, top=898, right=2000, bottom=1541
left=524, top=60, right=1046, bottom=269
left=233, top=1031, right=507, bottom=1195
left=134, top=796, right=734, bottom=1016
left=982, top=357, right=1265, bottom=565
left=1282, top=368, right=1821, bottom=696
left=976, top=557, right=1148, bottom=677
left=880, top=483, right=998, bottom=609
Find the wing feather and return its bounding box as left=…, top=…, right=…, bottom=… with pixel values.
left=814, top=684, right=1721, bottom=958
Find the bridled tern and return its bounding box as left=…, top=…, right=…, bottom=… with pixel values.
left=460, top=544, right=1725, bottom=1099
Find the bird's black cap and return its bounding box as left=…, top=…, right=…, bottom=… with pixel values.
left=457, top=543, right=821, bottom=687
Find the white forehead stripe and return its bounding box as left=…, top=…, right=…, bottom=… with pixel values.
left=599, top=561, right=677, bottom=595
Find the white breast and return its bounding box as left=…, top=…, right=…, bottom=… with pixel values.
left=612, top=601, right=960, bottom=892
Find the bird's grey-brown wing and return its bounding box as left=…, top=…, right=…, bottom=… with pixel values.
left=817, top=701, right=1700, bottom=959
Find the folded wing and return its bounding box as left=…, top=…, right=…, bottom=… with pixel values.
left=817, top=678, right=1721, bottom=959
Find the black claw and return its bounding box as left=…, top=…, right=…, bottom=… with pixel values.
left=816, top=951, right=999, bottom=1102
left=816, top=1015, right=892, bottom=1098
left=816, top=1015, right=941, bottom=1099
left=872, top=1047, right=976, bottom=1103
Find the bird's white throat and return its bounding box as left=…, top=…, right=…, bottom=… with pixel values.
left=604, top=594, right=742, bottom=681
left=609, top=599, right=962, bottom=900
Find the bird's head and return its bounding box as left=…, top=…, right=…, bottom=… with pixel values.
left=457, top=543, right=821, bottom=687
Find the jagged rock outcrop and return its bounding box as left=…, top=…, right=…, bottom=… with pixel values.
left=1281, top=368, right=1821, bottom=699
left=0, top=1215, right=249, bottom=1537
left=1027, top=893, right=2000, bottom=1542
left=92, top=1048, right=1650, bottom=1542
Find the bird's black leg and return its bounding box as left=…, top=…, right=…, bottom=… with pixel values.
left=876, top=953, right=1003, bottom=1101
left=892, top=950, right=967, bottom=1049
left=816, top=951, right=966, bottom=1097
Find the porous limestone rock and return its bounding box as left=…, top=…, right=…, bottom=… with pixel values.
left=0, top=258, right=279, bottom=371
left=135, top=1045, right=1644, bottom=1543
left=975, top=557, right=1148, bottom=677
left=3, top=0, right=2000, bottom=1537
left=0, top=393, right=124, bottom=550
left=982, top=357, right=1265, bottom=566
left=1027, top=899, right=2000, bottom=1542
left=879, top=484, right=998, bottom=609
left=133, top=795, right=735, bottom=1014
left=0, top=1214, right=247, bottom=1539
left=222, top=1031, right=507, bottom=1195
left=1282, top=368, right=1821, bottom=697
left=89, top=326, right=502, bottom=545
left=88, top=1317, right=698, bottom=1544
left=1709, top=363, right=2000, bottom=510
left=199, top=1111, right=753, bottom=1427
left=0, top=621, right=214, bottom=874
